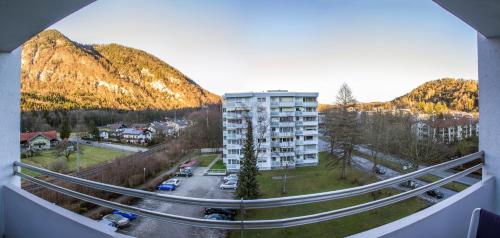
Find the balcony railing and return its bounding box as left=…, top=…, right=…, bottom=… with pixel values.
left=13, top=151, right=483, bottom=230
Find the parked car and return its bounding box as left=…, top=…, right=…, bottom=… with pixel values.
left=223, top=174, right=238, bottom=182
left=426, top=189, right=444, bottom=199
left=98, top=219, right=118, bottom=231
left=112, top=210, right=137, bottom=220
left=203, top=213, right=233, bottom=221
left=399, top=180, right=420, bottom=189
left=204, top=208, right=237, bottom=217
left=374, top=166, right=386, bottom=175
left=402, top=163, right=414, bottom=171
left=220, top=180, right=237, bottom=190
left=102, top=214, right=129, bottom=228
left=157, top=183, right=176, bottom=191
left=162, top=178, right=181, bottom=187
left=176, top=167, right=193, bottom=177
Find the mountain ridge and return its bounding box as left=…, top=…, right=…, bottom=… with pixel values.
left=21, top=29, right=220, bottom=111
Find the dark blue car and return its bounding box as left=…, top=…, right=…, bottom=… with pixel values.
left=157, top=183, right=176, bottom=191
left=112, top=210, right=137, bottom=220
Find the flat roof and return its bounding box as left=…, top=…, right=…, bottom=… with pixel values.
left=223, top=91, right=318, bottom=98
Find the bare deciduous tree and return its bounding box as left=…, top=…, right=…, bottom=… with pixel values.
left=326, top=83, right=360, bottom=179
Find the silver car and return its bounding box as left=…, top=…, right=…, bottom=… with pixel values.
left=220, top=180, right=237, bottom=190
left=102, top=214, right=129, bottom=228
left=162, top=178, right=181, bottom=187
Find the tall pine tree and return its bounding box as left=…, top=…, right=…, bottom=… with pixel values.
left=60, top=117, right=71, bottom=139
left=236, top=117, right=259, bottom=199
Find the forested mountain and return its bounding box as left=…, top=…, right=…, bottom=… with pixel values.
left=21, top=30, right=220, bottom=111
left=319, top=78, right=478, bottom=113
left=392, top=78, right=478, bottom=113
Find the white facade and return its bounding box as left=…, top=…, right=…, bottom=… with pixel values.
left=222, top=91, right=319, bottom=171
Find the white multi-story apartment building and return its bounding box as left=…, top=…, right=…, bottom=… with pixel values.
left=222, top=90, right=319, bottom=171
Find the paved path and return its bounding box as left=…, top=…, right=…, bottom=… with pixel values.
left=355, top=145, right=480, bottom=186
left=120, top=167, right=233, bottom=238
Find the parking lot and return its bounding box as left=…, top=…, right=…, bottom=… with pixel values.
left=120, top=167, right=235, bottom=238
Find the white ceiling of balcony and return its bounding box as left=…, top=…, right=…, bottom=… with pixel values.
left=434, top=0, right=500, bottom=38
left=0, top=0, right=95, bottom=52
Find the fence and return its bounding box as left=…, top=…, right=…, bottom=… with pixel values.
left=14, top=151, right=484, bottom=230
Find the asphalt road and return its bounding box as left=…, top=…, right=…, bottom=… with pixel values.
left=120, top=167, right=234, bottom=238
left=355, top=145, right=480, bottom=186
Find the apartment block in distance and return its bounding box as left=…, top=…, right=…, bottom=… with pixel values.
left=222, top=90, right=319, bottom=171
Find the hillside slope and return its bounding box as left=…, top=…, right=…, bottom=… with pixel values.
left=392, top=78, right=477, bottom=113
left=21, top=30, right=220, bottom=111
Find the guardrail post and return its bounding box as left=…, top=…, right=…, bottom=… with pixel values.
left=240, top=198, right=244, bottom=238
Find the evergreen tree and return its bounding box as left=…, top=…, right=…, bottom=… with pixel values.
left=60, top=118, right=71, bottom=139
left=236, top=117, right=259, bottom=199
left=87, top=120, right=100, bottom=140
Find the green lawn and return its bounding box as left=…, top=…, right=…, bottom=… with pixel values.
left=196, top=154, right=219, bottom=167
left=353, top=152, right=470, bottom=193
left=21, top=145, right=130, bottom=175
left=211, top=159, right=227, bottom=170
left=229, top=153, right=429, bottom=238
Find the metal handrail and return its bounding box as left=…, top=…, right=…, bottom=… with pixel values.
left=14, top=163, right=482, bottom=229
left=13, top=151, right=483, bottom=209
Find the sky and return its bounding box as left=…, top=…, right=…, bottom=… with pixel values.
left=50, top=0, right=478, bottom=103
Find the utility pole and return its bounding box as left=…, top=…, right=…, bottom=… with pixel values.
left=76, top=134, right=80, bottom=174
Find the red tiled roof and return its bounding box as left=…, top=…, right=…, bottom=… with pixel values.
left=20, top=130, right=58, bottom=142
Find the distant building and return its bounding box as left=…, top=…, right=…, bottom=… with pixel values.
left=414, top=115, right=478, bottom=143
left=222, top=90, right=319, bottom=171
left=20, top=130, right=59, bottom=150
left=121, top=128, right=152, bottom=144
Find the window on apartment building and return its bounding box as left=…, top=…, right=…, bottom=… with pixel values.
left=304, top=154, right=316, bottom=159
left=257, top=97, right=266, bottom=102
left=228, top=149, right=241, bottom=154
left=304, top=126, right=316, bottom=131
left=280, top=97, right=294, bottom=102
left=303, top=97, right=316, bottom=102
left=280, top=147, right=294, bottom=152
left=280, top=117, right=293, bottom=122
left=304, top=117, right=316, bottom=121
left=257, top=138, right=267, bottom=143
left=228, top=119, right=242, bottom=124
left=258, top=148, right=267, bottom=153
left=305, top=107, right=316, bottom=112
left=280, top=107, right=294, bottom=112
left=257, top=159, right=267, bottom=163
left=280, top=156, right=294, bottom=161
left=296, top=116, right=300, bottom=120
left=304, top=136, right=314, bottom=141
left=280, top=137, right=293, bottom=142
left=295, top=107, right=302, bottom=111
left=223, top=108, right=226, bottom=112
left=296, top=136, right=300, bottom=140
left=280, top=127, right=293, bottom=132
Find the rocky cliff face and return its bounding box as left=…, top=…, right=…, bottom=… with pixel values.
left=21, top=29, right=220, bottom=111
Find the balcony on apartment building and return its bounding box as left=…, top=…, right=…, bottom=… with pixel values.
left=1, top=1, right=500, bottom=238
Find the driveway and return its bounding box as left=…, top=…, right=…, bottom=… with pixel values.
left=120, top=167, right=234, bottom=238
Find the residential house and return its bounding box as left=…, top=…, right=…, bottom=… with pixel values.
left=20, top=130, right=59, bottom=151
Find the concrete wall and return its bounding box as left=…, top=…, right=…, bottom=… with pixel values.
left=3, top=185, right=131, bottom=238
left=348, top=176, right=495, bottom=238
left=0, top=48, right=21, bottom=236
left=478, top=34, right=500, bottom=213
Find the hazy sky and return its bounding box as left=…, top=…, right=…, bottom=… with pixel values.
left=50, top=0, right=477, bottom=103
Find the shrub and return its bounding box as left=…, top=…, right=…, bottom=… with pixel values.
left=48, top=159, right=68, bottom=173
